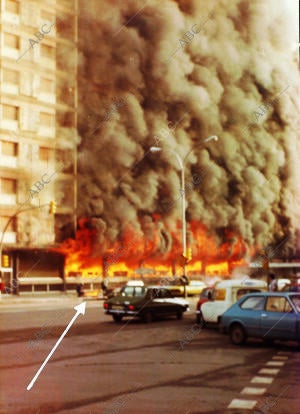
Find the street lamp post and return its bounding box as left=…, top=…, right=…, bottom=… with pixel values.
left=150, top=135, right=218, bottom=297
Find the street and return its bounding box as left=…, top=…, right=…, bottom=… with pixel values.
left=0, top=297, right=299, bottom=414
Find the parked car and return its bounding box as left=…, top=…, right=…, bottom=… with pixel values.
left=199, top=278, right=267, bottom=325
left=220, top=292, right=300, bottom=345
left=195, top=287, right=214, bottom=324
left=103, top=285, right=189, bottom=323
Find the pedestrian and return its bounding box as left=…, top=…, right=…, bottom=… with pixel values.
left=268, top=273, right=278, bottom=291
left=101, top=278, right=108, bottom=297
left=76, top=282, right=84, bottom=297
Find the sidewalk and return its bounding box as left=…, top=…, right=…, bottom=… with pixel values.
left=0, top=292, right=103, bottom=309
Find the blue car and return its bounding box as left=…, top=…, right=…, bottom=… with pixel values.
left=220, top=292, right=300, bottom=345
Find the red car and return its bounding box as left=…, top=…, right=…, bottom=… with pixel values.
left=195, top=287, right=214, bottom=324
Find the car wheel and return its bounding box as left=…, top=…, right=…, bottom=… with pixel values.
left=142, top=311, right=153, bottom=323
left=113, top=314, right=123, bottom=323
left=229, top=323, right=246, bottom=345
left=176, top=309, right=183, bottom=320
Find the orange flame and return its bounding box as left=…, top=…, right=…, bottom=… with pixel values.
left=55, top=217, right=248, bottom=278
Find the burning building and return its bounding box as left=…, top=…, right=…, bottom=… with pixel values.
left=61, top=0, right=300, bottom=279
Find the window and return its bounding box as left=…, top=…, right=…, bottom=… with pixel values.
left=40, top=44, right=55, bottom=60
left=40, top=112, right=54, bottom=127
left=40, top=78, right=55, bottom=94
left=240, top=296, right=265, bottom=310
left=2, top=104, right=19, bottom=120
left=5, top=0, right=20, bottom=14
left=1, top=141, right=17, bottom=156
left=0, top=216, right=16, bottom=232
left=0, top=178, right=17, bottom=194
left=3, top=69, right=19, bottom=85
left=121, top=286, right=134, bottom=296
left=266, top=296, right=293, bottom=313
left=4, top=33, right=20, bottom=49
left=151, top=288, right=161, bottom=298
left=134, top=287, right=145, bottom=297
left=39, top=147, right=50, bottom=162
left=236, top=288, right=261, bottom=301
left=160, top=289, right=172, bottom=298
left=291, top=296, right=300, bottom=312
left=215, top=288, right=226, bottom=301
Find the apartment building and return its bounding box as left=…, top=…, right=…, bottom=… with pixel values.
left=0, top=0, right=78, bottom=293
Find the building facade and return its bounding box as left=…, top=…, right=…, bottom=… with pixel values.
left=0, top=0, right=78, bottom=293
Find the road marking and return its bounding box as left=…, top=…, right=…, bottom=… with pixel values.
left=227, top=399, right=257, bottom=409
left=266, top=361, right=285, bottom=366
left=277, top=351, right=292, bottom=355
left=258, top=368, right=280, bottom=375
left=251, top=376, right=274, bottom=384
left=241, top=387, right=266, bottom=395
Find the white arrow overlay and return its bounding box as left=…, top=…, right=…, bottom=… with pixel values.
left=27, top=302, right=86, bottom=391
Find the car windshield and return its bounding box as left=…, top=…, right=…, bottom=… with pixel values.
left=202, top=288, right=214, bottom=299
left=120, top=286, right=146, bottom=297
left=290, top=295, right=300, bottom=312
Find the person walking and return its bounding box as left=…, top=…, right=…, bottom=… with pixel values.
left=269, top=273, right=278, bottom=291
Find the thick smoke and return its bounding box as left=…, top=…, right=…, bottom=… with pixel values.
left=76, top=0, right=299, bottom=262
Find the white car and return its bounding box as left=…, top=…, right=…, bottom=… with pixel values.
left=126, top=280, right=145, bottom=287
left=199, top=278, right=267, bottom=325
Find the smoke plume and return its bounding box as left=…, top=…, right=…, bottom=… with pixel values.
left=76, top=0, right=300, bottom=263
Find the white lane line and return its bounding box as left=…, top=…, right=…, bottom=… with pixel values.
left=241, top=387, right=266, bottom=395
left=266, top=361, right=285, bottom=366
left=272, top=356, right=288, bottom=360
left=277, top=351, right=292, bottom=355
left=251, top=376, right=274, bottom=384
left=259, top=368, right=280, bottom=375
left=227, top=399, right=257, bottom=409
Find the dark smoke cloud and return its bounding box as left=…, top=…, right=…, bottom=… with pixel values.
left=76, top=0, right=300, bottom=260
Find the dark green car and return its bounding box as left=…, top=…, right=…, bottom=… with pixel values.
left=104, top=285, right=189, bottom=323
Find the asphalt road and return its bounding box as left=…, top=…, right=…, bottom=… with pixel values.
left=0, top=298, right=299, bottom=414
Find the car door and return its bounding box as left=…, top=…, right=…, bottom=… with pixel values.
left=161, top=288, right=180, bottom=313
left=201, top=287, right=227, bottom=323
left=150, top=288, right=167, bottom=315
left=261, top=296, right=298, bottom=340
left=152, top=288, right=175, bottom=314
left=239, top=295, right=266, bottom=336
